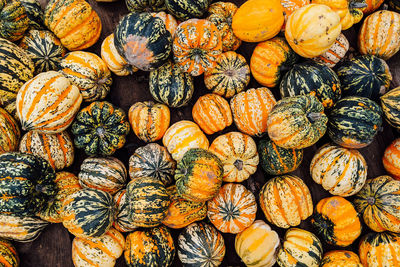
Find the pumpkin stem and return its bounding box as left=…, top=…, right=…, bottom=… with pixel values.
left=307, top=112, right=323, bottom=123
left=35, top=184, right=52, bottom=194
left=349, top=1, right=367, bottom=9
left=97, top=77, right=108, bottom=86
left=367, top=197, right=376, bottom=205
left=233, top=159, right=243, bottom=171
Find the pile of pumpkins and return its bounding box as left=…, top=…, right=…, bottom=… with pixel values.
left=1, top=0, right=400, bottom=266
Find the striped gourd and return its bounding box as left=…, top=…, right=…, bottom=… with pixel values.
left=381, top=86, right=400, bottom=130
left=19, top=130, right=74, bottom=170
left=321, top=251, right=362, bottom=267
left=383, top=138, right=400, bottom=179
left=0, top=214, right=49, bottom=242
left=0, top=238, right=19, bottom=266
left=313, top=33, right=349, bottom=68
left=16, top=71, right=82, bottom=134
left=0, top=0, right=29, bottom=41
left=0, top=107, right=20, bottom=154
left=20, top=0, right=44, bottom=29
left=125, top=0, right=165, bottom=12
left=165, top=0, right=210, bottom=20
left=150, top=12, right=178, bottom=38
left=113, top=190, right=137, bottom=233
left=359, top=232, right=400, bottom=267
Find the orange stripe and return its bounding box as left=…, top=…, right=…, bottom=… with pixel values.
left=371, top=14, right=382, bottom=52
left=17, top=79, right=35, bottom=117
left=52, top=1, right=79, bottom=36
left=57, top=133, right=69, bottom=165
left=73, top=241, right=98, bottom=267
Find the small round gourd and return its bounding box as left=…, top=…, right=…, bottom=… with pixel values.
left=321, top=250, right=363, bottom=267
left=359, top=232, right=400, bottom=267
left=165, top=0, right=209, bottom=20
left=381, top=86, right=400, bottom=130
left=0, top=238, right=19, bottom=266
left=0, top=0, right=29, bottom=41
left=150, top=12, right=178, bottom=38
left=383, top=138, right=400, bottom=180
left=313, top=33, right=349, bottom=68
left=0, top=214, right=49, bottom=242
left=0, top=107, right=20, bottom=154
left=113, top=190, right=137, bottom=233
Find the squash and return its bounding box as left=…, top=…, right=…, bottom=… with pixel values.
left=235, top=220, right=280, bottom=267
left=178, top=222, right=225, bottom=267
left=267, top=95, right=328, bottom=149
left=71, top=101, right=130, bottom=156
left=0, top=0, right=29, bottom=41
left=281, top=0, right=310, bottom=29
left=381, top=86, right=400, bottom=130
left=125, top=0, right=165, bottom=12
left=113, top=190, right=137, bottom=233
left=311, top=196, right=362, bottom=247
left=327, top=96, right=383, bottom=148
left=313, top=33, right=349, bottom=68
left=363, top=0, right=385, bottom=13
left=250, top=37, right=298, bottom=88
left=128, top=101, right=170, bottom=143
left=192, top=93, right=232, bottom=135
left=285, top=4, right=342, bottom=58
left=20, top=0, right=44, bottom=29
left=207, top=183, right=257, bottom=234
left=0, top=107, right=20, bottom=154
left=209, top=132, right=259, bottom=183
left=383, top=138, right=400, bottom=180
left=165, top=0, right=209, bottom=20
left=321, top=250, right=363, bottom=267
left=0, top=238, right=19, bottom=266
left=0, top=214, right=48, bottom=242
left=359, top=232, right=400, bottom=267
left=16, top=71, right=82, bottom=134
left=173, top=19, right=222, bottom=76
left=150, top=12, right=178, bottom=38
left=310, top=143, right=367, bottom=196
left=204, top=51, right=250, bottom=98
left=259, top=174, right=313, bottom=228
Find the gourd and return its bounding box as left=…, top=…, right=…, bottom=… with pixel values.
left=321, top=250, right=363, bottom=267
left=0, top=214, right=49, bottom=242
left=125, top=0, right=165, bottom=12
left=359, top=232, right=400, bottom=267
left=383, top=138, right=400, bottom=180
left=362, top=0, right=385, bottom=13
left=280, top=0, right=310, bottom=29
left=0, top=107, right=20, bottom=154
left=0, top=238, right=19, bottom=266
left=113, top=190, right=137, bottom=233
left=150, top=12, right=178, bottom=38
left=313, top=33, right=349, bottom=68
left=20, top=0, right=44, bottom=29
left=165, top=0, right=209, bottom=20
left=0, top=0, right=29, bottom=41
left=381, top=86, right=400, bottom=130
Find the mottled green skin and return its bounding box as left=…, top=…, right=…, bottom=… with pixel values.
left=360, top=231, right=400, bottom=248
left=0, top=152, right=57, bottom=216
left=328, top=96, right=383, bottom=148
left=0, top=238, right=19, bottom=265
left=20, top=0, right=44, bottom=29
left=0, top=214, right=49, bottom=242
left=114, top=12, right=172, bottom=71
left=125, top=0, right=165, bottom=12
left=149, top=60, right=194, bottom=107
left=71, top=101, right=130, bottom=156
left=311, top=212, right=337, bottom=246
left=0, top=0, right=29, bottom=41
left=380, top=87, right=400, bottom=130
left=165, top=0, right=210, bottom=20
left=113, top=190, right=137, bottom=232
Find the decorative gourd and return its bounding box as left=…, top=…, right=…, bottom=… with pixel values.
left=250, top=37, right=298, bottom=88
left=230, top=87, right=277, bottom=137
left=44, top=0, right=102, bottom=50
left=383, top=138, right=400, bottom=180
left=0, top=0, right=29, bottom=41
left=125, top=0, right=165, bottom=12
left=16, top=71, right=82, bottom=134
left=362, top=0, right=384, bottom=13
left=20, top=0, right=44, bottom=29
left=162, top=120, right=209, bottom=161
left=381, top=87, right=400, bottom=130
left=235, top=220, right=280, bottom=267
left=150, top=12, right=178, bottom=38
left=204, top=51, right=250, bottom=98
left=165, top=0, right=209, bottom=20
left=259, top=174, right=313, bottom=228
left=128, top=101, right=170, bottom=142
left=321, top=250, right=362, bottom=267
left=313, top=33, right=349, bottom=68
left=173, top=19, right=222, bottom=76
left=60, top=51, right=112, bottom=102
left=0, top=107, right=20, bottom=154
left=281, top=0, right=310, bottom=29
left=0, top=214, right=49, bottom=242
left=0, top=238, right=19, bottom=266
left=359, top=232, right=400, bottom=267
left=71, top=101, right=130, bottom=156
left=285, top=4, right=341, bottom=58
left=359, top=10, right=400, bottom=60
left=311, top=196, right=362, bottom=247
left=209, top=132, right=259, bottom=183
left=19, top=130, right=74, bottom=170
left=114, top=12, right=172, bottom=71
left=178, top=222, right=225, bottom=267
left=310, top=144, right=367, bottom=196
left=280, top=61, right=341, bottom=108
left=113, top=190, right=137, bottom=233
left=327, top=96, right=383, bottom=148
left=208, top=183, right=257, bottom=234
left=192, top=94, right=232, bottom=135
left=267, top=95, right=328, bottom=149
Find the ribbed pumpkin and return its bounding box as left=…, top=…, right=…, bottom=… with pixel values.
left=113, top=190, right=137, bottom=233
left=310, top=144, right=367, bottom=196
left=44, top=0, right=102, bottom=50
left=327, top=96, right=383, bottom=148
left=71, top=101, right=130, bottom=156
left=381, top=87, right=400, bottom=130
left=165, top=0, right=209, bottom=20
left=312, top=196, right=362, bottom=247
left=0, top=0, right=29, bottom=41
left=363, top=0, right=385, bottom=13
left=285, top=4, right=342, bottom=58
left=209, top=132, right=259, bottom=183
left=0, top=238, right=19, bottom=266
left=383, top=138, right=400, bottom=180
left=162, top=185, right=207, bottom=229
left=125, top=0, right=165, bottom=12
left=259, top=174, right=313, bottom=228
left=0, top=107, right=20, bottom=154
left=20, top=0, right=44, bottom=29
left=192, top=93, right=232, bottom=135
left=321, top=250, right=362, bottom=267
left=359, top=232, right=400, bottom=267
left=150, top=12, right=178, bottom=38
left=178, top=222, right=225, bottom=267
left=16, top=71, right=82, bottom=134
left=250, top=37, right=298, bottom=88
left=173, top=19, right=222, bottom=76
left=204, top=51, right=250, bottom=98
left=235, top=220, right=280, bottom=267
left=313, top=33, right=349, bottom=68
left=267, top=95, right=328, bottom=149
left=0, top=214, right=49, bottom=242
left=281, top=0, right=310, bottom=29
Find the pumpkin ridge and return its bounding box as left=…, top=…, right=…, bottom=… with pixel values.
left=72, top=241, right=97, bottom=266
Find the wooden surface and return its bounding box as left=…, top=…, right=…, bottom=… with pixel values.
left=14, top=0, right=400, bottom=266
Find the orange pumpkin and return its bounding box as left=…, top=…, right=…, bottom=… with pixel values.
left=281, top=0, right=310, bottom=29
left=321, top=250, right=362, bottom=267
left=383, top=138, right=400, bottom=180
left=362, top=0, right=385, bottom=14
left=359, top=232, right=400, bottom=267
left=314, top=33, right=349, bottom=68
left=150, top=12, right=178, bottom=38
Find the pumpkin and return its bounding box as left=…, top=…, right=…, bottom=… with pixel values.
left=44, top=0, right=102, bottom=50
left=209, top=132, right=259, bottom=183
left=113, top=190, right=137, bottom=233
left=230, top=87, right=277, bottom=137
left=162, top=185, right=207, bottom=229
left=250, top=37, right=298, bottom=88
left=71, top=101, right=130, bottom=156
left=0, top=238, right=19, bottom=266
left=150, top=12, right=178, bottom=38
left=235, top=220, right=280, bottom=267
left=178, top=222, right=225, bottom=267
left=192, top=93, right=232, bottom=135
left=149, top=60, right=194, bottom=108
left=281, top=0, right=310, bottom=29
left=363, top=0, right=385, bottom=13
left=20, top=0, right=44, bottom=29
left=125, top=0, right=165, bottom=12
left=383, top=138, right=400, bottom=180
left=165, top=0, right=209, bottom=20
left=125, top=226, right=175, bottom=267
left=162, top=120, right=209, bottom=161
left=19, top=130, right=74, bottom=170
left=0, top=107, right=20, bottom=154
left=259, top=174, right=313, bottom=228
left=280, top=61, right=341, bottom=108
left=285, top=4, right=342, bottom=58
left=16, top=71, right=82, bottom=134
left=175, top=148, right=223, bottom=202
left=0, top=214, right=48, bottom=242
left=321, top=250, right=363, bottom=267
left=311, top=196, right=362, bottom=247
left=381, top=87, right=400, bottom=130
left=0, top=0, right=29, bottom=41
left=359, top=232, right=400, bottom=267
left=277, top=228, right=323, bottom=267
left=267, top=95, right=328, bottom=149
left=173, top=19, right=222, bottom=76
left=207, top=183, right=257, bottom=234
left=60, top=51, right=112, bottom=102
left=313, top=33, right=349, bottom=68
left=310, top=143, right=367, bottom=196
left=114, top=12, right=172, bottom=71
left=359, top=10, right=400, bottom=60
left=204, top=51, right=250, bottom=98
left=327, top=96, right=383, bottom=148
left=128, top=101, right=170, bottom=142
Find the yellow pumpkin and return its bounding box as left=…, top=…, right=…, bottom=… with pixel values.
left=321, top=250, right=363, bottom=267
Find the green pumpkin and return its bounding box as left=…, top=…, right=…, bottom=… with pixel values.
left=0, top=238, right=19, bottom=266
left=328, top=96, right=383, bottom=149
left=0, top=0, right=29, bottom=41
left=71, top=101, right=130, bottom=156
left=381, top=87, right=400, bottom=131
left=125, top=0, right=165, bottom=12
left=113, top=189, right=137, bottom=233
left=165, top=0, right=209, bottom=20
left=0, top=214, right=49, bottom=242
left=20, top=0, right=44, bottom=29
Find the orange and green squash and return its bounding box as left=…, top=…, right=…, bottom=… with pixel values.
left=0, top=107, right=20, bottom=154
left=0, top=238, right=19, bottom=266
left=321, top=250, right=363, bottom=267
left=113, top=190, right=137, bottom=233
left=382, top=138, right=400, bottom=180
left=281, top=0, right=310, bottom=29
left=20, top=0, right=44, bottom=29
left=0, top=0, right=29, bottom=41
left=381, top=86, right=400, bottom=130
left=165, top=0, right=209, bottom=20
left=150, top=12, right=178, bottom=38
left=0, top=214, right=48, bottom=242
left=359, top=232, right=400, bottom=267
left=313, top=33, right=349, bottom=68
left=125, top=0, right=165, bottom=12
